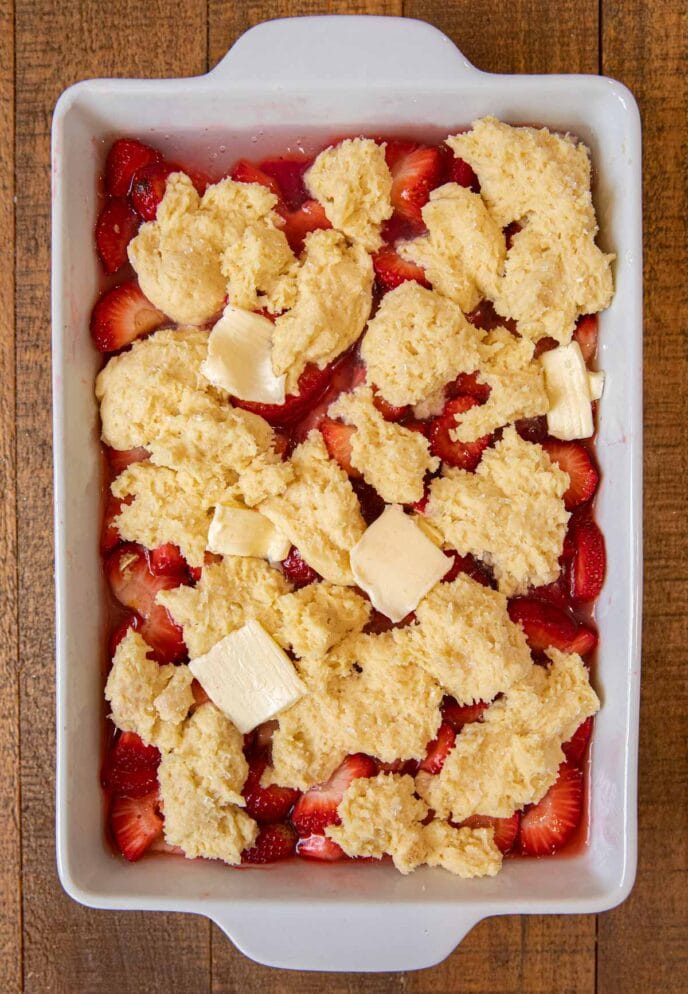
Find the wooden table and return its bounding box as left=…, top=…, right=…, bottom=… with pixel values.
left=1, top=1, right=686, bottom=990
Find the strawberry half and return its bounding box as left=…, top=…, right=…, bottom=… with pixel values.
left=108, top=613, right=140, bottom=657
left=573, top=314, right=599, bottom=364
left=104, top=445, right=150, bottom=476
left=296, top=833, right=347, bottom=862
left=515, top=415, right=549, bottom=444
left=446, top=371, right=491, bottom=404
left=351, top=477, right=386, bottom=526
left=371, top=387, right=410, bottom=422
left=105, top=138, right=162, bottom=197
left=148, top=543, right=191, bottom=580
left=519, top=763, right=583, bottom=856
left=320, top=420, right=360, bottom=478
left=110, top=791, right=163, bottom=861
left=441, top=697, right=489, bottom=730
left=281, top=547, right=321, bottom=589
left=105, top=543, right=187, bottom=663
left=447, top=155, right=480, bottom=193
left=568, top=517, right=606, bottom=601
left=230, top=159, right=282, bottom=198
left=101, top=493, right=128, bottom=553
left=562, top=716, right=594, bottom=765
left=242, top=754, right=300, bottom=824
left=429, top=396, right=492, bottom=471
left=460, top=812, right=520, bottom=854
left=91, top=281, right=166, bottom=353
left=242, top=822, right=298, bottom=864
left=507, top=597, right=598, bottom=656
left=95, top=198, right=140, bottom=273
left=280, top=199, right=331, bottom=254
left=373, top=245, right=428, bottom=292
left=419, top=722, right=456, bottom=774
left=291, top=754, right=377, bottom=836
left=441, top=550, right=492, bottom=587
left=232, top=356, right=340, bottom=427
left=386, top=141, right=442, bottom=227
left=543, top=440, right=599, bottom=510
left=258, top=156, right=311, bottom=210
left=130, top=161, right=175, bottom=221
left=102, top=731, right=161, bottom=798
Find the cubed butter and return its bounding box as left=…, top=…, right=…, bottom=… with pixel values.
left=207, top=504, right=291, bottom=562
left=189, top=619, right=306, bottom=733
left=541, top=341, right=595, bottom=440
left=350, top=504, right=449, bottom=622
left=200, top=304, right=286, bottom=404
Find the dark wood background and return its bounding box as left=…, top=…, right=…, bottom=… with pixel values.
left=1, top=1, right=686, bottom=990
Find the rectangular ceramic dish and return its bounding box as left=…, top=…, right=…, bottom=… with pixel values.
left=52, top=15, right=643, bottom=972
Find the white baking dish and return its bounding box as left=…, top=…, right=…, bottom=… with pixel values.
left=52, top=15, right=643, bottom=973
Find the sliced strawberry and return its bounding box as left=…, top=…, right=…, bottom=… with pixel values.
left=130, top=161, right=175, bottom=221
left=242, top=822, right=297, bottom=864
left=291, top=754, right=377, bottom=836
left=290, top=351, right=365, bottom=444
left=101, top=492, right=128, bottom=553
left=102, top=731, right=161, bottom=798
left=441, top=697, right=489, bottom=730
left=568, top=517, right=606, bottom=601
left=386, top=141, right=442, bottom=227
left=91, top=281, right=166, bottom=353
left=447, top=371, right=491, bottom=404
left=149, top=543, right=189, bottom=578
left=280, top=199, right=331, bottom=254
left=515, top=415, right=549, bottom=445
left=191, top=679, right=210, bottom=707
left=573, top=314, right=599, bottom=364
left=519, top=763, right=583, bottom=856
left=373, top=245, right=428, bottom=292
left=447, top=155, right=480, bottom=193
left=243, top=754, right=300, bottom=824
left=528, top=576, right=569, bottom=607
left=460, top=812, right=520, bottom=854
left=429, top=396, right=492, bottom=471
left=543, top=440, right=600, bottom=510
left=104, top=445, right=150, bottom=476
left=105, top=543, right=187, bottom=663
left=466, top=298, right=516, bottom=333
left=441, top=550, right=492, bottom=587
left=232, top=356, right=340, bottom=427
left=375, top=757, right=420, bottom=775
left=281, top=547, right=321, bottom=589
left=258, top=156, right=311, bottom=210
left=105, top=138, right=162, bottom=197
left=110, top=791, right=163, bottom=861
left=419, top=722, right=456, bottom=774
left=296, top=833, right=347, bottom=862
left=562, top=716, right=594, bottom=765
left=350, top=477, right=386, bottom=526
left=508, top=597, right=598, bottom=656
left=95, top=198, right=140, bottom=273
left=320, top=420, right=360, bottom=478
left=109, top=613, right=140, bottom=657
left=230, top=159, right=282, bottom=198
left=370, top=386, right=410, bottom=422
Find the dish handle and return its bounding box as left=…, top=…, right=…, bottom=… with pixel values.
left=211, top=904, right=484, bottom=972
left=207, top=15, right=481, bottom=87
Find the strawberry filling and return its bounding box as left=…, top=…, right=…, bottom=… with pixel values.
left=94, top=132, right=607, bottom=869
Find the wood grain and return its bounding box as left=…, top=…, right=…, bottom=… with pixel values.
left=596, top=1, right=688, bottom=991
left=0, top=0, right=21, bottom=992
left=13, top=2, right=210, bottom=992
left=4, top=1, right=685, bottom=990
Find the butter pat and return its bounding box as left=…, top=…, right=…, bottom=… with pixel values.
left=541, top=341, right=594, bottom=440
left=201, top=304, right=285, bottom=404
left=207, top=504, right=291, bottom=562
left=189, top=619, right=306, bottom=733
left=350, top=505, right=449, bottom=622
